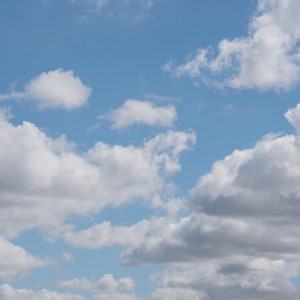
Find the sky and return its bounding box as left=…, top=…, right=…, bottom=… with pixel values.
left=1, top=0, right=300, bottom=299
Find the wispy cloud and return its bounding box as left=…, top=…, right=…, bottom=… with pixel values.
left=68, top=0, right=154, bottom=20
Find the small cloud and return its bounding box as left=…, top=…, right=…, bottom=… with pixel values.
left=0, top=69, right=92, bottom=110
left=99, top=99, right=177, bottom=129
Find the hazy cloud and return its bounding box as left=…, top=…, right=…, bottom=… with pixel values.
left=68, top=0, right=153, bottom=19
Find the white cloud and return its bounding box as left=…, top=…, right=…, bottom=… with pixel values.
left=165, top=0, right=300, bottom=91
left=0, top=238, right=48, bottom=281
left=58, top=274, right=139, bottom=300
left=0, top=69, right=92, bottom=110
left=0, top=284, right=85, bottom=300
left=0, top=109, right=195, bottom=239
left=100, top=99, right=177, bottom=129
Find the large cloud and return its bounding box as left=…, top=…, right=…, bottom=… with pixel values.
left=0, top=69, right=92, bottom=109
left=117, top=103, right=300, bottom=265
left=0, top=109, right=195, bottom=238
left=100, top=99, right=177, bottom=129
left=164, top=0, right=300, bottom=91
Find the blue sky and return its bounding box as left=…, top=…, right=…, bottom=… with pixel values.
left=1, top=0, right=300, bottom=299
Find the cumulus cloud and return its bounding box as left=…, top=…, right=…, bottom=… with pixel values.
left=58, top=274, right=139, bottom=300
left=100, top=99, right=177, bottom=129
left=165, top=0, right=300, bottom=91
left=0, top=284, right=85, bottom=300
left=116, top=103, right=300, bottom=266
left=0, top=238, right=48, bottom=281
left=0, top=69, right=92, bottom=109
left=0, top=109, right=195, bottom=238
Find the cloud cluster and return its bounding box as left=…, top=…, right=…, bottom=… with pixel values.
left=65, top=103, right=300, bottom=298
left=101, top=99, right=177, bottom=129
left=0, top=69, right=92, bottom=110
left=165, top=0, right=300, bottom=91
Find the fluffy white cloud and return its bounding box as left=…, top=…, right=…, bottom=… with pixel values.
left=0, top=238, right=48, bottom=281
left=58, top=274, right=139, bottom=300
left=165, top=0, right=300, bottom=91
left=0, top=109, right=195, bottom=238
left=100, top=99, right=177, bottom=129
left=152, top=259, right=300, bottom=300
left=0, top=69, right=92, bottom=109
left=0, top=284, right=85, bottom=300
